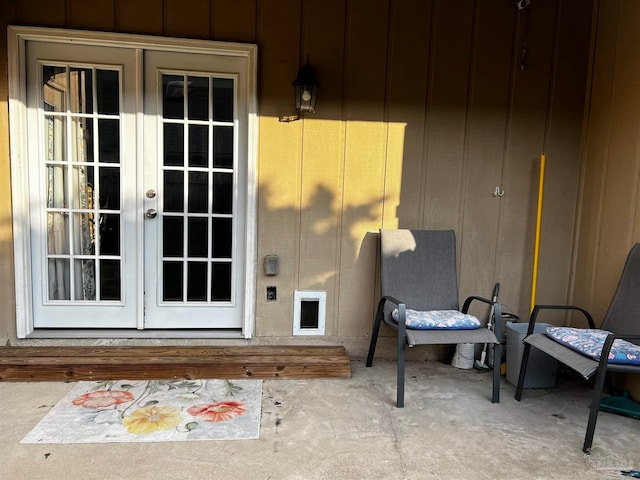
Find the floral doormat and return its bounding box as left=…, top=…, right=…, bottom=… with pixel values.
left=21, top=379, right=262, bottom=444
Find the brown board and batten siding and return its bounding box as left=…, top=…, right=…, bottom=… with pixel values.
left=574, top=0, right=640, bottom=399
left=0, top=1, right=594, bottom=355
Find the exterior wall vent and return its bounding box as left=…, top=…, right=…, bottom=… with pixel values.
left=293, top=290, right=326, bottom=336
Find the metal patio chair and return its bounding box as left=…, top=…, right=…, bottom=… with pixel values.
left=515, top=243, right=640, bottom=453
left=366, top=229, right=502, bottom=407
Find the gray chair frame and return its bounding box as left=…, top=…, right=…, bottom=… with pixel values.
left=366, top=229, right=502, bottom=407
left=515, top=243, right=640, bottom=454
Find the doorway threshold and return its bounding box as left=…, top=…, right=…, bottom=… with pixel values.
left=25, top=329, right=246, bottom=339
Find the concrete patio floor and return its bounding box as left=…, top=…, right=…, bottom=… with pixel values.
left=0, top=359, right=637, bottom=479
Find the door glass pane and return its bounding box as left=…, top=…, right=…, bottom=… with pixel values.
left=70, top=117, right=91, bottom=162
left=189, top=124, right=208, bottom=167
left=211, top=262, right=231, bottom=301
left=163, top=74, right=184, bottom=119
left=188, top=217, right=208, bottom=257
left=43, top=65, right=67, bottom=112
left=98, top=119, right=120, bottom=163
left=47, top=165, right=68, bottom=208
left=47, top=213, right=70, bottom=255
left=79, top=118, right=94, bottom=162
left=212, top=78, right=233, bottom=122
left=188, top=171, right=208, bottom=213
left=48, top=258, right=70, bottom=300
left=71, top=165, right=94, bottom=209
left=213, top=126, right=233, bottom=168
left=187, top=262, right=207, bottom=301
left=212, top=172, right=233, bottom=214
left=99, top=167, right=120, bottom=210
left=70, top=67, right=93, bottom=114
left=97, top=69, right=119, bottom=115
left=44, top=116, right=66, bottom=161
left=164, top=171, right=184, bottom=212
left=164, top=123, right=184, bottom=166
left=188, top=76, right=208, bottom=121
left=99, top=213, right=120, bottom=255
left=163, top=261, right=183, bottom=301
left=163, top=217, right=184, bottom=257
left=73, top=213, right=95, bottom=255
left=100, top=259, right=121, bottom=300
left=74, top=259, right=96, bottom=300
left=211, top=218, right=232, bottom=258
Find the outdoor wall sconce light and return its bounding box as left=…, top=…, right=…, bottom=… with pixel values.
left=279, top=62, right=319, bottom=122
left=294, top=63, right=318, bottom=113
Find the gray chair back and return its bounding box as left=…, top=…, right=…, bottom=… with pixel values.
left=380, top=229, right=459, bottom=312
left=601, top=243, right=640, bottom=336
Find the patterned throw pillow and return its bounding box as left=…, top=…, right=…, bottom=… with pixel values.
left=391, top=308, right=481, bottom=330
left=546, top=326, right=640, bottom=365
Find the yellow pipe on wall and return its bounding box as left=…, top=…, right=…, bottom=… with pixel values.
left=530, top=153, right=546, bottom=312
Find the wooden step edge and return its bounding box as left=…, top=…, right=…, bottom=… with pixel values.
left=0, top=345, right=349, bottom=358
left=0, top=364, right=352, bottom=382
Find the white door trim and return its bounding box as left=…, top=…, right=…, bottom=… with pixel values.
left=7, top=26, right=258, bottom=338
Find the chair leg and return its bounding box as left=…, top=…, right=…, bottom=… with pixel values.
left=515, top=342, right=532, bottom=401
left=366, top=301, right=385, bottom=367
left=397, top=327, right=406, bottom=408
left=491, top=343, right=501, bottom=403
left=583, top=368, right=607, bottom=454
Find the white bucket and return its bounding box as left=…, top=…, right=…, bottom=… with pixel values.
left=451, top=343, right=474, bottom=369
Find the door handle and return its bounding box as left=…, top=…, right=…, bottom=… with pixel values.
left=145, top=209, right=157, bottom=219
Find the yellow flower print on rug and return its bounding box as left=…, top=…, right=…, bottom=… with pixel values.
left=123, top=405, right=182, bottom=434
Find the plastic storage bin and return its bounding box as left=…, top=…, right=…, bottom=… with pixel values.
left=506, top=322, right=558, bottom=388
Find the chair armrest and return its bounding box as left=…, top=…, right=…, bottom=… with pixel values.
left=376, top=296, right=406, bottom=333
left=461, top=295, right=493, bottom=312
left=598, top=332, right=616, bottom=371
left=595, top=333, right=640, bottom=372
left=528, top=305, right=595, bottom=335
left=380, top=295, right=403, bottom=308
left=612, top=334, right=640, bottom=344
left=461, top=296, right=503, bottom=341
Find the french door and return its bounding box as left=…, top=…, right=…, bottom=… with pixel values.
left=18, top=32, right=255, bottom=333
left=143, top=51, right=248, bottom=329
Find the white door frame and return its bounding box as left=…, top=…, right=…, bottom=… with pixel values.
left=7, top=26, right=258, bottom=338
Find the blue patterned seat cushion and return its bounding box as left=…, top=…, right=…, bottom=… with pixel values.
left=546, top=327, right=640, bottom=365
left=391, top=308, right=481, bottom=330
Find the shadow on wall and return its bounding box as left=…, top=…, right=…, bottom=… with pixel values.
left=257, top=180, right=383, bottom=337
